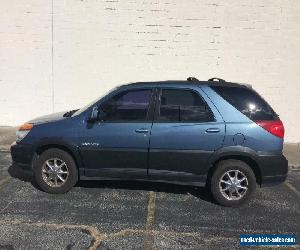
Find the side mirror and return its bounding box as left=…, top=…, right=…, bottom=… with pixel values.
left=87, top=106, right=99, bottom=123
left=87, top=106, right=107, bottom=123
left=97, top=107, right=107, bottom=122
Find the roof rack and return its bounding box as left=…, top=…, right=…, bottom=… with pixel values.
left=187, top=77, right=199, bottom=82
left=208, top=77, right=226, bottom=82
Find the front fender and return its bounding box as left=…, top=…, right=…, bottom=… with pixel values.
left=33, top=138, right=84, bottom=170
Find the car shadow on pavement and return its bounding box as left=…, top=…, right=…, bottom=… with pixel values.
left=8, top=163, right=34, bottom=182
left=7, top=163, right=215, bottom=204
left=77, top=180, right=214, bottom=203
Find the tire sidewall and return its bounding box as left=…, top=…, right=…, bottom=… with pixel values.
left=34, top=149, right=78, bottom=194
left=211, top=160, right=256, bottom=207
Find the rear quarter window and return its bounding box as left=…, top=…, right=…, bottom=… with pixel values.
left=211, top=86, right=278, bottom=121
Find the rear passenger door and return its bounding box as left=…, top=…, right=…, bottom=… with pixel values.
left=149, top=87, right=225, bottom=184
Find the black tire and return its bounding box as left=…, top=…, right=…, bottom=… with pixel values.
left=34, top=148, right=78, bottom=194
left=210, top=159, right=256, bottom=207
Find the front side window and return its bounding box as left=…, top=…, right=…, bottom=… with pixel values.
left=101, top=89, right=152, bottom=121
left=157, top=89, right=214, bottom=122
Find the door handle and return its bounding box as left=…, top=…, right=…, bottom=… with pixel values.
left=135, top=128, right=149, bottom=134
left=206, top=128, right=220, bottom=133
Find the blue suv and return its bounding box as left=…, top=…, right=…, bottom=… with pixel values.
left=11, top=77, right=288, bottom=206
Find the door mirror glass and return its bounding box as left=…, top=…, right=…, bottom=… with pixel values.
left=97, top=107, right=107, bottom=121
left=87, top=106, right=99, bottom=122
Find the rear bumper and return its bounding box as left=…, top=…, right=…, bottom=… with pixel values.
left=257, top=152, right=288, bottom=187
left=10, top=141, right=34, bottom=172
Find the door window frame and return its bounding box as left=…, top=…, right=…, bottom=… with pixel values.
left=98, top=87, right=156, bottom=123
left=153, top=87, right=216, bottom=123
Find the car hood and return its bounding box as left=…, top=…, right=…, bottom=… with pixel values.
left=28, top=111, right=68, bottom=125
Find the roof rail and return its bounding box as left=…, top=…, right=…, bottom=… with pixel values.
left=208, top=77, right=226, bottom=82
left=187, top=77, right=199, bottom=82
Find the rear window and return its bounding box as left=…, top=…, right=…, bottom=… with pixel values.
left=211, top=86, right=278, bottom=121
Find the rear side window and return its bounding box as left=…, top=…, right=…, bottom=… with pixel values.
left=157, top=89, right=214, bottom=122
left=211, top=86, right=278, bottom=121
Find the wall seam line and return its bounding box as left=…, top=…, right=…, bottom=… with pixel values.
left=51, top=0, right=54, bottom=112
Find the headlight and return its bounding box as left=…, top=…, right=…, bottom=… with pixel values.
left=16, top=123, right=33, bottom=142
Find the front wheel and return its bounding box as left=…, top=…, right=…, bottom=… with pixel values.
left=210, top=159, right=256, bottom=207
left=34, top=148, right=78, bottom=194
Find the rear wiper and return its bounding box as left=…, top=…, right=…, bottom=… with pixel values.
left=63, top=109, right=79, bottom=117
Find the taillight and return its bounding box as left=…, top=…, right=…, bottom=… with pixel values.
left=255, top=120, right=284, bottom=138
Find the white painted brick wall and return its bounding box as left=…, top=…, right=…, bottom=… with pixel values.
left=0, top=0, right=299, bottom=142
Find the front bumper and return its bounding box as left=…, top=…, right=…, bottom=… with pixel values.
left=10, top=141, right=35, bottom=172
left=258, top=152, right=288, bottom=187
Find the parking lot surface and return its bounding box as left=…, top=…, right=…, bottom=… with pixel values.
left=0, top=152, right=299, bottom=249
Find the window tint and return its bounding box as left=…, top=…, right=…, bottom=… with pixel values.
left=158, top=89, right=214, bottom=122
left=211, top=86, right=278, bottom=121
left=101, top=89, right=152, bottom=121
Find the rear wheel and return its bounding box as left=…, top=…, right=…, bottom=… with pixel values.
left=210, top=159, right=256, bottom=207
left=34, top=148, right=78, bottom=194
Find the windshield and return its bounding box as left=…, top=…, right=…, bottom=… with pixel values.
left=73, top=86, right=120, bottom=116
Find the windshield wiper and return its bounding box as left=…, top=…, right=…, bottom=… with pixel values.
left=63, top=109, right=79, bottom=117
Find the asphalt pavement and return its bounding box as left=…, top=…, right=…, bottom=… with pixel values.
left=0, top=152, right=299, bottom=249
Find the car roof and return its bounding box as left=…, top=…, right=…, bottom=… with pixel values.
left=121, top=79, right=249, bottom=89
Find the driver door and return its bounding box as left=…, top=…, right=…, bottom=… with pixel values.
left=79, top=88, right=155, bottom=179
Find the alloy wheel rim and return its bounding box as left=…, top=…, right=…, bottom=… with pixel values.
left=219, top=170, right=248, bottom=200
left=42, top=158, right=69, bottom=187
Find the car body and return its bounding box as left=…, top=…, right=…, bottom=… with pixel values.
left=11, top=78, right=288, bottom=206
